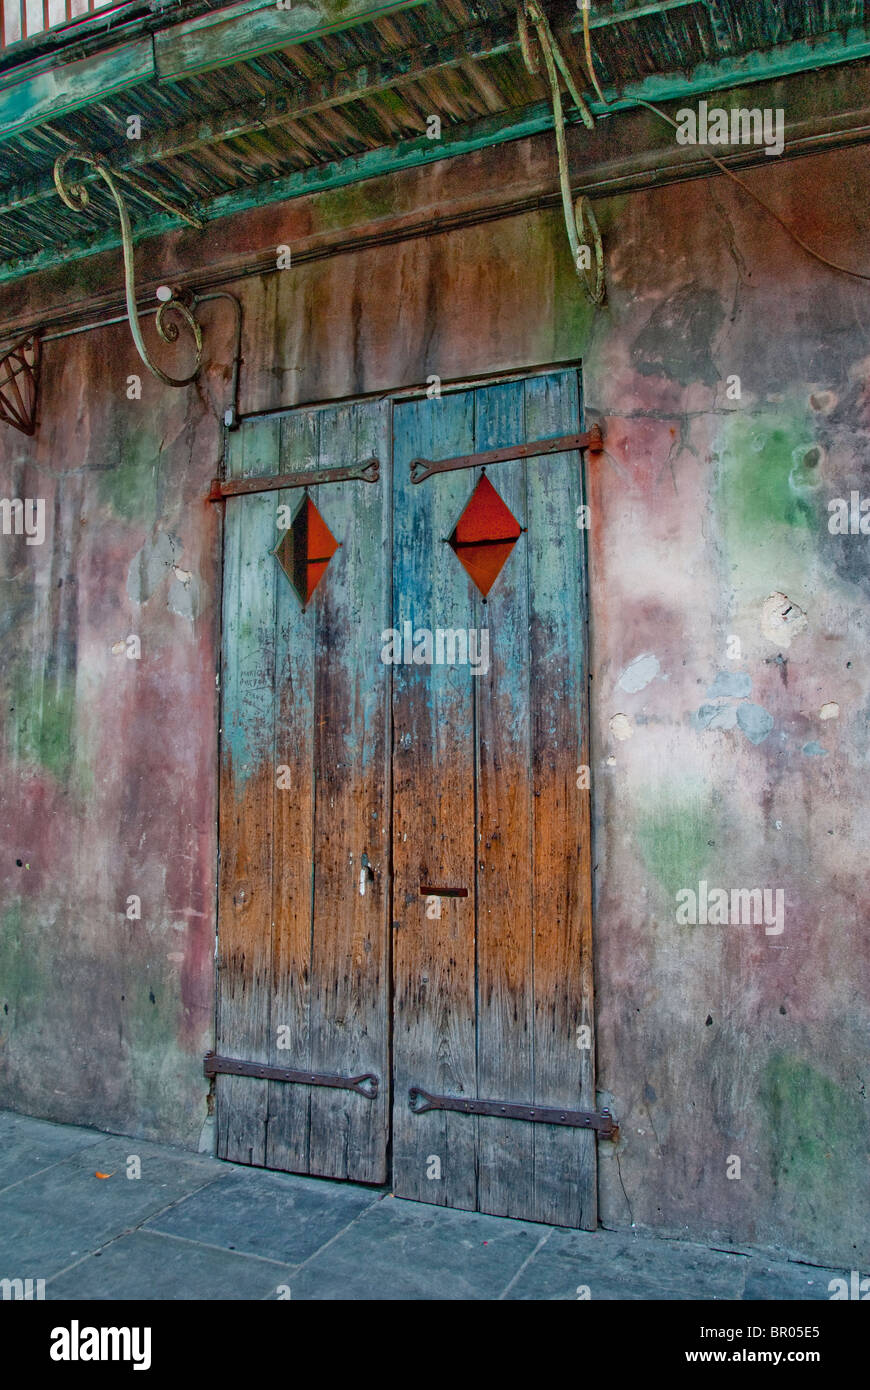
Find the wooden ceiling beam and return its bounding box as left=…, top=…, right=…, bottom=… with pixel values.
left=0, top=1, right=722, bottom=219
left=0, top=14, right=521, bottom=215
left=0, top=0, right=429, bottom=142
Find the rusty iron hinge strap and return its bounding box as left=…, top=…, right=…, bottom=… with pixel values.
left=208, top=456, right=379, bottom=501
left=204, top=1052, right=378, bottom=1099
left=409, top=1086, right=618, bottom=1138
left=409, top=425, right=603, bottom=484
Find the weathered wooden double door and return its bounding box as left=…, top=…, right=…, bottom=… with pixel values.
left=216, top=368, right=597, bottom=1227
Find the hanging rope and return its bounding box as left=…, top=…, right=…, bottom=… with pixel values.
left=519, top=0, right=606, bottom=304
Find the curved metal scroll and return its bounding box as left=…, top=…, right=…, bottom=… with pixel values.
left=518, top=0, right=606, bottom=304
left=54, top=150, right=204, bottom=388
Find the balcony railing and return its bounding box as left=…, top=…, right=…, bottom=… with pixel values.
left=1, top=0, right=127, bottom=50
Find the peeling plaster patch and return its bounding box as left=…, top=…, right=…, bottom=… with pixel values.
left=802, top=741, right=827, bottom=757
left=127, top=531, right=182, bottom=605
left=110, top=640, right=126, bottom=656
left=610, top=713, right=633, bottom=741
left=632, top=287, right=724, bottom=386
left=737, top=703, right=775, bottom=745
left=605, top=755, right=617, bottom=766
left=173, top=567, right=192, bottom=585
left=707, top=671, right=752, bottom=699
left=789, top=444, right=824, bottom=495
left=809, top=390, right=838, bottom=414
left=761, top=592, right=808, bottom=648
left=198, top=1113, right=216, bottom=1154
left=820, top=702, right=840, bottom=721
left=617, top=653, right=660, bottom=693
left=167, top=572, right=202, bottom=621
left=695, top=702, right=739, bottom=731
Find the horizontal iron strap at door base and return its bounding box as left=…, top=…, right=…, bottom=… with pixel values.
left=208, top=457, right=380, bottom=501
left=408, top=1087, right=618, bottom=1139
left=409, top=425, right=604, bottom=483
left=204, top=1052, right=379, bottom=1099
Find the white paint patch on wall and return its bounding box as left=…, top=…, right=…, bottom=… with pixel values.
left=617, top=652, right=661, bottom=693
left=610, top=713, right=634, bottom=741
left=761, top=592, right=807, bottom=648
left=820, top=702, right=840, bottom=720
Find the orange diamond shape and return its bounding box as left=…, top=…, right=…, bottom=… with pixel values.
left=448, top=474, right=522, bottom=597
left=273, top=495, right=339, bottom=606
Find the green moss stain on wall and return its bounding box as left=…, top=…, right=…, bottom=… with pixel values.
left=7, top=664, right=76, bottom=785
left=760, top=1054, right=866, bottom=1227
left=716, top=405, right=821, bottom=598
left=0, top=900, right=41, bottom=1026
left=635, top=782, right=718, bottom=905
left=545, top=210, right=598, bottom=363
left=126, top=974, right=191, bottom=1135
left=314, top=179, right=398, bottom=233
left=97, top=429, right=160, bottom=523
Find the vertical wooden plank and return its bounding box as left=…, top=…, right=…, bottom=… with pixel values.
left=472, top=382, right=536, bottom=1219
left=220, top=403, right=390, bottom=1182
left=525, top=370, right=597, bottom=1228
left=306, top=399, right=391, bottom=1181
left=266, top=408, right=319, bottom=1173
left=228, top=414, right=280, bottom=480
left=391, top=389, right=478, bottom=1212
left=216, top=421, right=281, bottom=1166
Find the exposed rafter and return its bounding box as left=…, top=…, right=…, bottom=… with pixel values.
left=2, top=7, right=869, bottom=244
left=0, top=15, right=522, bottom=216
left=1, top=1, right=869, bottom=288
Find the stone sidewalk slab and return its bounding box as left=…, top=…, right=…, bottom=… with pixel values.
left=0, top=1110, right=106, bottom=1189
left=0, top=1129, right=228, bottom=1275
left=45, top=1231, right=296, bottom=1302
left=285, top=1194, right=545, bottom=1300
left=144, top=1166, right=383, bottom=1265
left=0, top=1110, right=853, bottom=1301
left=502, top=1226, right=747, bottom=1300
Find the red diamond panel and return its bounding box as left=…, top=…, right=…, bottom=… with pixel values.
left=273, top=495, right=339, bottom=606
left=448, top=474, right=522, bottom=597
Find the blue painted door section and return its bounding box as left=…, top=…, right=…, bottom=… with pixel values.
left=391, top=371, right=596, bottom=1227
left=217, top=370, right=596, bottom=1226
left=217, top=400, right=392, bottom=1182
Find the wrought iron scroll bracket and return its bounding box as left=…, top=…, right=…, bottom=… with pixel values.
left=54, top=149, right=206, bottom=388
left=518, top=1, right=606, bottom=304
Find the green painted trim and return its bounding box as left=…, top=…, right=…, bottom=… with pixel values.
left=0, top=0, right=426, bottom=142
left=0, top=0, right=858, bottom=150
left=0, top=101, right=557, bottom=284
left=0, top=36, right=153, bottom=140
left=1, top=13, right=521, bottom=211
left=4, top=23, right=870, bottom=282
left=154, top=0, right=428, bottom=81
left=588, top=0, right=699, bottom=25
left=597, top=25, right=870, bottom=110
